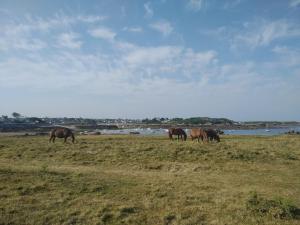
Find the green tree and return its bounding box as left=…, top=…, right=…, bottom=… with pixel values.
left=12, top=112, right=21, bottom=118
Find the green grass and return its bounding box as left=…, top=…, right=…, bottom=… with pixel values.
left=0, top=135, right=300, bottom=225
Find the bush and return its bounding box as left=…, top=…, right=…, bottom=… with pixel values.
left=246, top=192, right=299, bottom=219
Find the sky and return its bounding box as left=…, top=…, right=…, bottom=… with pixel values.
left=0, top=0, right=300, bottom=121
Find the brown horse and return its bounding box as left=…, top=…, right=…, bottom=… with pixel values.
left=168, top=128, right=187, bottom=141
left=204, top=129, right=220, bottom=142
left=49, top=127, right=75, bottom=143
left=190, top=128, right=208, bottom=142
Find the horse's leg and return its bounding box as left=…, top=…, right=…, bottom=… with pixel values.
left=64, top=136, right=67, bottom=143
left=208, top=136, right=211, bottom=142
left=49, top=136, right=53, bottom=143
left=52, top=136, right=56, bottom=143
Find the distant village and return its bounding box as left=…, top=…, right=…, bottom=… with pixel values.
left=0, top=112, right=299, bottom=133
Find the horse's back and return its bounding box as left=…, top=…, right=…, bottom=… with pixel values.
left=190, top=128, right=196, bottom=137
left=205, top=129, right=220, bottom=142
left=190, top=128, right=203, bottom=137
left=171, top=128, right=186, bottom=135
left=50, top=127, right=72, bottom=138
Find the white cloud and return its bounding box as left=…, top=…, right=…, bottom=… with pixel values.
left=0, top=12, right=106, bottom=52
left=123, top=26, right=143, bottom=33
left=76, top=15, right=107, bottom=23
left=201, top=26, right=228, bottom=38
left=232, top=19, right=300, bottom=49
left=16, top=38, right=47, bottom=51
left=0, top=23, right=47, bottom=51
left=272, top=46, right=291, bottom=54
left=20, top=13, right=106, bottom=33
left=89, top=27, right=116, bottom=41
left=150, top=20, right=173, bottom=36
left=271, top=46, right=300, bottom=67
left=124, top=46, right=182, bottom=65
left=1, top=12, right=300, bottom=119
left=144, top=2, right=154, bottom=18
left=1, top=38, right=299, bottom=119
left=290, top=0, right=300, bottom=7
left=223, top=0, right=242, bottom=9
left=186, top=0, right=205, bottom=11
left=57, top=32, right=82, bottom=49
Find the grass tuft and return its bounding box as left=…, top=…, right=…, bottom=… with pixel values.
left=247, top=191, right=300, bottom=219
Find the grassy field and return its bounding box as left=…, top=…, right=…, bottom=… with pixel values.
left=0, top=134, right=300, bottom=225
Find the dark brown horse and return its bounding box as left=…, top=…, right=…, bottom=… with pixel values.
left=190, top=128, right=208, bottom=142
left=49, top=127, right=75, bottom=143
left=204, top=129, right=220, bottom=142
left=168, top=128, right=187, bottom=141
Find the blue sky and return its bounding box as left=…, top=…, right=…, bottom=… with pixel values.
left=0, top=0, right=300, bottom=120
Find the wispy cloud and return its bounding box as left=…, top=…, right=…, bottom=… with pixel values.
left=124, top=46, right=182, bottom=66
left=186, top=0, right=205, bottom=11
left=231, top=19, right=300, bottom=49
left=77, top=15, right=107, bottom=23
left=123, top=26, right=143, bottom=33
left=223, top=0, right=242, bottom=9
left=271, top=46, right=300, bottom=67
left=290, top=0, right=300, bottom=7
left=57, top=32, right=82, bottom=49
left=20, top=13, right=106, bottom=33
left=150, top=20, right=173, bottom=36
left=144, top=2, right=153, bottom=18
left=89, top=27, right=116, bottom=41
left=0, top=23, right=47, bottom=51
left=201, top=26, right=228, bottom=38
left=0, top=12, right=106, bottom=52
left=1, top=7, right=300, bottom=119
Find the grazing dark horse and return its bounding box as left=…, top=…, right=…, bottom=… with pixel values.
left=168, top=128, right=187, bottom=141
left=204, top=129, right=220, bottom=142
left=190, top=128, right=208, bottom=142
left=49, top=127, right=75, bottom=143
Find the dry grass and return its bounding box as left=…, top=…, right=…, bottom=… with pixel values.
left=0, top=134, right=300, bottom=225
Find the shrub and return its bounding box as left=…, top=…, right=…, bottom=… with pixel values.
left=246, top=192, right=299, bottom=219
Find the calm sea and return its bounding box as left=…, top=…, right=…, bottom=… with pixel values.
left=98, top=126, right=300, bottom=136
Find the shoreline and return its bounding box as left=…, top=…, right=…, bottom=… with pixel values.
left=1, top=125, right=300, bottom=137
